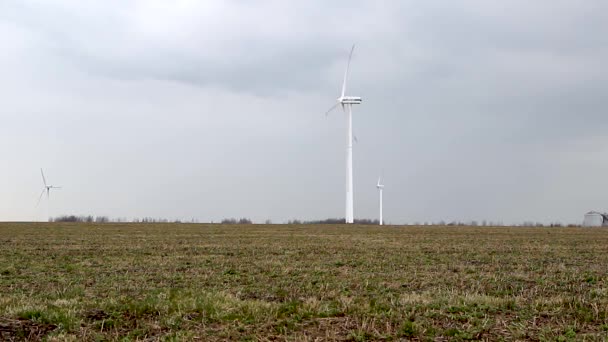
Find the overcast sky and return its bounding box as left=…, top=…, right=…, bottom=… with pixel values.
left=1, top=0, right=608, bottom=224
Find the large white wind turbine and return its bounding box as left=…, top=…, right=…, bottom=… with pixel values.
left=326, top=45, right=362, bottom=224
left=37, top=168, right=61, bottom=222
left=376, top=177, right=384, bottom=225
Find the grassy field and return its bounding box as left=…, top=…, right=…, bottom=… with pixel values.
left=1, top=223, right=607, bottom=341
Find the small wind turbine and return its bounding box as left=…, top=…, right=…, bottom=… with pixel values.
left=325, top=44, right=362, bottom=224
left=37, top=168, right=61, bottom=222
left=377, top=177, right=384, bottom=225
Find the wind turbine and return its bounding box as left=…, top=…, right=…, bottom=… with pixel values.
left=326, top=44, right=362, bottom=224
left=37, top=168, right=61, bottom=222
left=376, top=177, right=384, bottom=225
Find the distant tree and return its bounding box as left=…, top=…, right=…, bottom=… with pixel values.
left=354, top=218, right=378, bottom=225
left=95, top=216, right=108, bottom=223
left=53, top=215, right=80, bottom=222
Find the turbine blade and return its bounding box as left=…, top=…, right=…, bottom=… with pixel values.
left=341, top=44, right=355, bottom=98
left=40, top=168, right=47, bottom=187
left=325, top=103, right=339, bottom=116
left=36, top=189, right=45, bottom=207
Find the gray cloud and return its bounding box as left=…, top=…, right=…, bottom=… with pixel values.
left=1, top=0, right=608, bottom=224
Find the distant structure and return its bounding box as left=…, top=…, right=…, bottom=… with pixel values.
left=376, top=177, right=384, bottom=225
left=583, top=211, right=608, bottom=227
left=37, top=168, right=62, bottom=222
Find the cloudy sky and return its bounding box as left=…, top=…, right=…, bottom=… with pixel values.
left=1, top=0, right=607, bottom=224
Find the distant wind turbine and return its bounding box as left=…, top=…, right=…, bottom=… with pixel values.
left=325, top=45, right=362, bottom=224
left=377, top=177, right=384, bottom=225
left=37, top=168, right=61, bottom=222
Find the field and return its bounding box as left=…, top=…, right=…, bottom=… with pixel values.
left=1, top=223, right=608, bottom=341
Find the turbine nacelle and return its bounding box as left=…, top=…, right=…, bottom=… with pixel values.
left=338, top=96, right=362, bottom=105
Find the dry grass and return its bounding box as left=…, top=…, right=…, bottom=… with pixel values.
left=1, top=223, right=607, bottom=341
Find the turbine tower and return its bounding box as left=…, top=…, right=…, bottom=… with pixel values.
left=326, top=45, right=362, bottom=224
left=37, top=168, right=61, bottom=222
left=377, top=177, right=384, bottom=225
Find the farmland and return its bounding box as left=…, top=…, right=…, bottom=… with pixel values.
left=1, top=223, right=607, bottom=341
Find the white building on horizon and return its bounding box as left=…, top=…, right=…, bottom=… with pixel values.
left=583, top=211, right=608, bottom=227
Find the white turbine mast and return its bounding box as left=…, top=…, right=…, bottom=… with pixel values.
left=376, top=177, right=384, bottom=225
left=326, top=44, right=362, bottom=224
left=37, top=168, right=61, bottom=222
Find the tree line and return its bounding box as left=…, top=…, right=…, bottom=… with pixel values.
left=50, top=215, right=581, bottom=227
